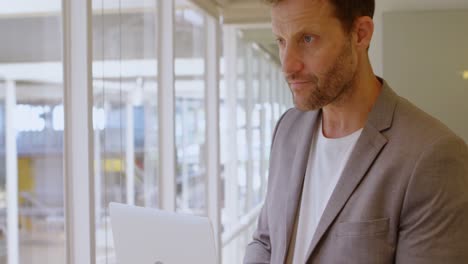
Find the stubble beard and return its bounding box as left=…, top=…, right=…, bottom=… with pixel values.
left=289, top=40, right=357, bottom=111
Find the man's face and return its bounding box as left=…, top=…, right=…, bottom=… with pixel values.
left=271, top=0, right=358, bottom=111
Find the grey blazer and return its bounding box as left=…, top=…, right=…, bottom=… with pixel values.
left=244, top=80, right=468, bottom=264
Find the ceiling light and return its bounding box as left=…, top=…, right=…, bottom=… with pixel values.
left=463, top=71, right=468, bottom=80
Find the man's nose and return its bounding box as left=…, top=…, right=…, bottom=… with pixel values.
left=281, top=45, right=304, bottom=77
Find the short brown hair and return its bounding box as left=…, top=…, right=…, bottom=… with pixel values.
left=266, top=0, right=375, bottom=33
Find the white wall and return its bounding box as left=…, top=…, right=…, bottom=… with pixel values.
left=369, top=0, right=468, bottom=76
left=382, top=10, right=468, bottom=143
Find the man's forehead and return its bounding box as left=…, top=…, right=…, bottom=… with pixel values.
left=271, top=0, right=333, bottom=33
left=271, top=0, right=333, bottom=23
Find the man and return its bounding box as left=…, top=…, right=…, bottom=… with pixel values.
left=243, top=0, right=468, bottom=263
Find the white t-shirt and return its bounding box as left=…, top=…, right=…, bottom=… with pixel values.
left=287, top=117, right=363, bottom=264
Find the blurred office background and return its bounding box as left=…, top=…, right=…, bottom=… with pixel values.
left=0, top=0, right=467, bottom=263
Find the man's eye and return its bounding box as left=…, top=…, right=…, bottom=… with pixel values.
left=303, top=35, right=315, bottom=43
left=276, top=38, right=285, bottom=46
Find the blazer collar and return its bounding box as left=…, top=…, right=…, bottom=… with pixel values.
left=367, top=78, right=398, bottom=132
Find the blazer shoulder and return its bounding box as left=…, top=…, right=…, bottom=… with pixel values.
left=391, top=96, right=466, bottom=146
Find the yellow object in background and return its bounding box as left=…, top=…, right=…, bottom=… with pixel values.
left=463, top=71, right=468, bottom=80
left=18, top=158, right=34, bottom=204
left=104, top=158, right=124, bottom=172
left=18, top=158, right=34, bottom=231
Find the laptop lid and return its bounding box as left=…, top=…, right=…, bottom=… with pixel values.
left=109, top=202, right=217, bottom=264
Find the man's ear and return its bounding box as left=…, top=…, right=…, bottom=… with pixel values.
left=352, top=16, right=374, bottom=51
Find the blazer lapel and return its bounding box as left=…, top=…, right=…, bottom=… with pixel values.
left=304, top=81, right=399, bottom=260
left=279, top=110, right=320, bottom=263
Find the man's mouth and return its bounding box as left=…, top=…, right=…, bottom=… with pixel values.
left=288, top=80, right=314, bottom=85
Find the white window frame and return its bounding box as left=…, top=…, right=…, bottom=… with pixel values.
left=158, top=0, right=176, bottom=212
left=62, top=0, right=96, bottom=263
left=6, top=80, right=19, bottom=264
left=205, top=13, right=222, bottom=263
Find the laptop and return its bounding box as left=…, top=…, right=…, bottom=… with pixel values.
left=109, top=202, right=218, bottom=264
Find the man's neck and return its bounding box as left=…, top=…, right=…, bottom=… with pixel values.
left=321, top=74, right=382, bottom=139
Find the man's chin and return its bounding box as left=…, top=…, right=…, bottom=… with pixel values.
left=293, top=100, right=322, bottom=112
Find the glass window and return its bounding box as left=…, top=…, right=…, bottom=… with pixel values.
left=174, top=0, right=207, bottom=215
left=236, top=37, right=248, bottom=217
left=92, top=1, right=159, bottom=263
left=0, top=1, right=65, bottom=264
left=263, top=58, right=273, bottom=178
left=273, top=68, right=282, bottom=121
left=251, top=49, right=262, bottom=208
left=220, top=27, right=286, bottom=264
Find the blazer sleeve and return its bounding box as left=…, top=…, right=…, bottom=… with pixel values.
left=243, top=109, right=291, bottom=264
left=243, top=203, right=272, bottom=264
left=396, top=134, right=468, bottom=263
